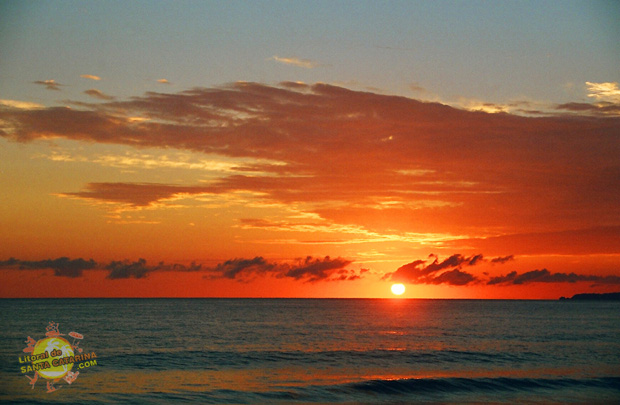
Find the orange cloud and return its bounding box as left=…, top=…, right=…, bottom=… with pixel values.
left=0, top=99, right=44, bottom=110
left=80, top=74, right=101, bottom=81
left=271, top=56, right=320, bottom=68
left=1, top=82, right=619, bottom=255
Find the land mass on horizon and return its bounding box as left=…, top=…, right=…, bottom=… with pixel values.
left=559, top=292, right=620, bottom=301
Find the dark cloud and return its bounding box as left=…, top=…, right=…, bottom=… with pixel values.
left=409, top=82, right=426, bottom=93
left=556, top=102, right=620, bottom=115
left=106, top=258, right=150, bottom=279
left=491, top=255, right=514, bottom=264
left=33, top=79, right=62, bottom=90
left=487, top=269, right=620, bottom=285
left=61, top=182, right=214, bottom=207
left=0, top=257, right=96, bottom=278
left=385, top=253, right=518, bottom=286
left=285, top=256, right=352, bottom=282
left=387, top=253, right=620, bottom=287
left=84, top=89, right=115, bottom=100
left=384, top=254, right=487, bottom=286
left=0, top=255, right=357, bottom=283
left=430, top=269, right=477, bottom=285
left=206, top=255, right=356, bottom=283
left=211, top=257, right=276, bottom=279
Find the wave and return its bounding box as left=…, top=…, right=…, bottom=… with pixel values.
left=337, top=376, right=620, bottom=395
left=2, top=370, right=618, bottom=404
left=116, top=376, right=620, bottom=404
left=215, top=376, right=620, bottom=404
left=99, top=348, right=541, bottom=371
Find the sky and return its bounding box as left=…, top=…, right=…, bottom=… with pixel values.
left=0, top=0, right=619, bottom=298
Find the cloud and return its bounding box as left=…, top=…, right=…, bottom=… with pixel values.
left=59, top=182, right=214, bottom=207
left=552, top=82, right=620, bottom=116
left=271, top=56, right=320, bottom=68
left=386, top=254, right=620, bottom=287
left=285, top=256, right=353, bottom=282
left=84, top=89, right=115, bottom=100
left=586, top=81, right=620, bottom=102
left=206, top=255, right=356, bottom=282
left=490, top=255, right=514, bottom=264
left=0, top=99, right=44, bottom=110
left=0, top=256, right=357, bottom=283
left=556, top=101, right=620, bottom=116
left=1, top=82, right=619, bottom=247
left=488, top=269, right=620, bottom=285
left=385, top=253, right=518, bottom=285
left=409, top=82, right=426, bottom=93
left=157, top=79, right=170, bottom=84
left=451, top=227, right=620, bottom=255
left=211, top=257, right=276, bottom=279
left=106, top=258, right=150, bottom=279
left=33, top=79, right=62, bottom=91
left=429, top=268, right=477, bottom=285
left=81, top=74, right=101, bottom=81
left=384, top=253, right=493, bottom=285
left=0, top=257, right=96, bottom=278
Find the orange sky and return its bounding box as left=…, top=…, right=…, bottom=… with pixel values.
left=1, top=3, right=619, bottom=299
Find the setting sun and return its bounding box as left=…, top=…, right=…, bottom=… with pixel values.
left=391, top=283, right=406, bottom=296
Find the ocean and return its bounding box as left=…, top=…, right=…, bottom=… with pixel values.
left=1, top=299, right=619, bottom=404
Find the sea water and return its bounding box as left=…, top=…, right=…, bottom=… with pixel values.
left=1, top=299, right=619, bottom=404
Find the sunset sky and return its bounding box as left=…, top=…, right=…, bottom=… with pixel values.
left=1, top=1, right=619, bottom=298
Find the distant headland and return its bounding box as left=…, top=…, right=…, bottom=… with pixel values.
left=559, top=292, right=620, bottom=301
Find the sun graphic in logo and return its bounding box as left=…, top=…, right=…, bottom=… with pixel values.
left=32, top=337, right=75, bottom=379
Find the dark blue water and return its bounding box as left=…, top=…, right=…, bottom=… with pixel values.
left=1, top=299, right=619, bottom=403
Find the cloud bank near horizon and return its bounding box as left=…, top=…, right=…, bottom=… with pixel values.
left=0, top=256, right=358, bottom=282
left=2, top=254, right=618, bottom=288
left=383, top=254, right=620, bottom=286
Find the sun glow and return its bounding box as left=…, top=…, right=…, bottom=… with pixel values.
left=391, top=283, right=406, bottom=296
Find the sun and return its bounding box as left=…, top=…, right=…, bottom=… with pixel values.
left=391, top=283, right=406, bottom=296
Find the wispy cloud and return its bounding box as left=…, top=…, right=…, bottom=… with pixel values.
left=0, top=99, right=44, bottom=110
left=59, top=182, right=214, bottom=207
left=586, top=81, right=620, bottom=102
left=84, top=89, right=116, bottom=100
left=450, top=227, right=620, bottom=255
left=157, top=79, right=170, bottom=84
left=33, top=79, right=62, bottom=90
left=80, top=74, right=101, bottom=81
left=35, top=150, right=284, bottom=174
left=271, top=55, right=320, bottom=68
left=409, top=82, right=426, bottom=93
